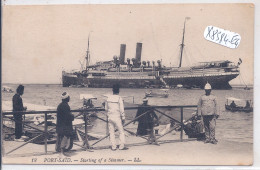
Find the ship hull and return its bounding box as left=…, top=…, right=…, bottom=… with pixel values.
left=62, top=71, right=164, bottom=88
left=163, top=72, right=239, bottom=89
left=82, top=78, right=163, bottom=88
left=62, top=71, right=83, bottom=87
left=62, top=71, right=239, bottom=89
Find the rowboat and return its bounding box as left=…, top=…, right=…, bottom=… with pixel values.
left=225, top=97, right=253, bottom=112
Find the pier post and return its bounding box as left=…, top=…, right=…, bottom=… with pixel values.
left=180, top=107, right=183, bottom=142
left=44, top=113, right=48, bottom=153
left=84, top=112, right=90, bottom=150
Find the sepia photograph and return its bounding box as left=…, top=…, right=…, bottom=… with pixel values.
left=1, top=3, right=254, bottom=166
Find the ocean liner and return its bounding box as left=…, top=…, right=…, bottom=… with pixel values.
left=62, top=20, right=240, bottom=89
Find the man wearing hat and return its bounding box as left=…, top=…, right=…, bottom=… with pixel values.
left=197, top=83, right=219, bottom=144
left=105, top=84, right=127, bottom=151
left=56, top=92, right=74, bottom=156
left=134, top=97, right=159, bottom=145
left=12, top=85, right=27, bottom=142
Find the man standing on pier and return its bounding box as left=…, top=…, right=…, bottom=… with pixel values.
left=12, top=85, right=27, bottom=142
left=105, top=84, right=128, bottom=151
left=197, top=83, right=219, bottom=144
left=56, top=92, right=74, bottom=157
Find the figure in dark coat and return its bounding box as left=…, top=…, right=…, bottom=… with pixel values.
left=56, top=92, right=74, bottom=157
left=245, top=100, right=250, bottom=108
left=12, top=85, right=27, bottom=141
left=184, top=114, right=205, bottom=140
left=134, top=98, right=159, bottom=145
left=230, top=101, right=237, bottom=108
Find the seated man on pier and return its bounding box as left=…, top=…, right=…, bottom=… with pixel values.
left=134, top=98, right=159, bottom=145
left=184, top=113, right=205, bottom=140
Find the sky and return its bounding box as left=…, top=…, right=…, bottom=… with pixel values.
left=2, top=4, right=254, bottom=85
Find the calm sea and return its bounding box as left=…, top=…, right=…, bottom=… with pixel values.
left=2, top=84, right=253, bottom=144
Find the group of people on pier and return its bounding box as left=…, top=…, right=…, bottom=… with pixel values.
left=12, top=82, right=219, bottom=157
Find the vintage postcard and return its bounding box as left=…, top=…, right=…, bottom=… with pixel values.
left=1, top=3, right=254, bottom=165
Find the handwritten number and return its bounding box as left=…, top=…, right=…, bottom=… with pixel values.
left=206, top=26, right=214, bottom=38
left=205, top=26, right=241, bottom=48
left=216, top=31, right=221, bottom=41
left=223, top=34, right=229, bottom=44
left=229, top=35, right=240, bottom=48
left=219, top=33, right=224, bottom=44
left=211, top=29, right=218, bottom=40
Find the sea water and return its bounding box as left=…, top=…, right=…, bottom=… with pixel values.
left=2, top=84, right=253, bottom=144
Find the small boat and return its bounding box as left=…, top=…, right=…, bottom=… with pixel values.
left=2, top=86, right=14, bottom=93
left=244, top=86, right=251, bottom=90
left=225, top=97, right=253, bottom=112
left=176, top=84, right=183, bottom=89
left=78, top=93, right=98, bottom=125
left=145, top=89, right=169, bottom=98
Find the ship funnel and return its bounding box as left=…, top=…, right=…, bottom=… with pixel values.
left=119, top=44, right=126, bottom=64
left=135, top=43, right=142, bottom=67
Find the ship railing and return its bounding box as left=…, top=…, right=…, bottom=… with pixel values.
left=101, top=76, right=155, bottom=80
left=1, top=105, right=197, bottom=157
left=167, top=70, right=226, bottom=76
left=171, top=69, right=225, bottom=74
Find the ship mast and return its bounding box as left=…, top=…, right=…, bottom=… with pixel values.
left=85, top=34, right=90, bottom=70
left=178, top=17, right=189, bottom=68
